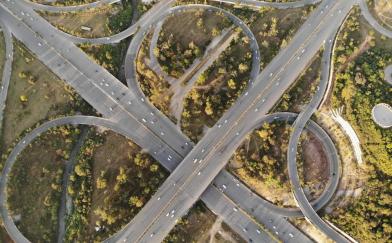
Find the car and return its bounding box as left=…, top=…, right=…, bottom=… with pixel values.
left=193, top=158, right=198, bottom=163
left=289, top=233, right=294, bottom=238
left=142, top=118, right=147, bottom=123
left=233, top=207, right=238, bottom=212
left=37, top=42, right=42, bottom=47
left=222, top=184, right=227, bottom=190
left=256, top=229, right=261, bottom=234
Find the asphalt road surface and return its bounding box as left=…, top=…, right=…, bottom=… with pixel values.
left=107, top=0, right=358, bottom=242
left=0, top=18, right=13, bottom=132
left=0, top=2, right=296, bottom=242
left=0, top=0, right=358, bottom=242
left=286, top=26, right=357, bottom=243
left=0, top=115, right=282, bottom=243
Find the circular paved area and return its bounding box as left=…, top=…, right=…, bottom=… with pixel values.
left=372, top=103, right=392, bottom=128
left=384, top=65, right=392, bottom=85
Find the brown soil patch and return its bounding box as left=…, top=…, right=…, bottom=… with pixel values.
left=301, top=131, right=330, bottom=189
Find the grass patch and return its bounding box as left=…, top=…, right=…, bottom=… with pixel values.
left=0, top=40, right=85, bottom=154
left=65, top=129, right=168, bottom=242
left=40, top=1, right=132, bottom=38
left=156, top=9, right=232, bottom=77
left=7, top=126, right=79, bottom=243
left=321, top=7, right=392, bottom=242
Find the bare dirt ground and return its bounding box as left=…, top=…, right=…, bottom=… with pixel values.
left=1, top=41, right=75, bottom=149
left=41, top=4, right=120, bottom=38
left=301, top=131, right=330, bottom=199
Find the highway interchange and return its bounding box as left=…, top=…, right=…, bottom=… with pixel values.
left=0, top=0, right=385, bottom=242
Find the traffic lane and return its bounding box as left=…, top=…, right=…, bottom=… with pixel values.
left=21, top=0, right=174, bottom=44
left=116, top=0, right=356, bottom=241
left=286, top=11, right=354, bottom=243
left=0, top=19, right=13, bottom=128
left=0, top=7, right=294, bottom=243
left=201, top=185, right=277, bottom=243
left=212, top=111, right=340, bottom=220
left=0, top=1, right=193, bottom=157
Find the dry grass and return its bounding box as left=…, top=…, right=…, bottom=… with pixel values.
left=374, top=0, right=392, bottom=30
left=41, top=4, right=120, bottom=38
left=87, top=131, right=142, bottom=234
left=161, top=10, right=230, bottom=50
left=7, top=126, right=77, bottom=243
left=1, top=41, right=75, bottom=150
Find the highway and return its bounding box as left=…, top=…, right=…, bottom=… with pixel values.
left=0, top=115, right=282, bottom=243
left=0, top=18, right=13, bottom=132
left=0, top=2, right=302, bottom=242
left=286, top=24, right=357, bottom=242
left=0, top=110, right=339, bottom=243
left=0, top=0, right=194, bottom=169
left=132, top=2, right=340, bottom=218
left=108, top=0, right=358, bottom=242
left=21, top=0, right=327, bottom=45
left=0, top=0, right=358, bottom=242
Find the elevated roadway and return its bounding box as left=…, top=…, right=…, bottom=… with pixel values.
left=0, top=18, right=13, bottom=132
left=107, top=0, right=358, bottom=242
left=286, top=25, right=357, bottom=242
left=0, top=2, right=307, bottom=242
left=0, top=115, right=280, bottom=243
left=0, top=0, right=354, bottom=242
